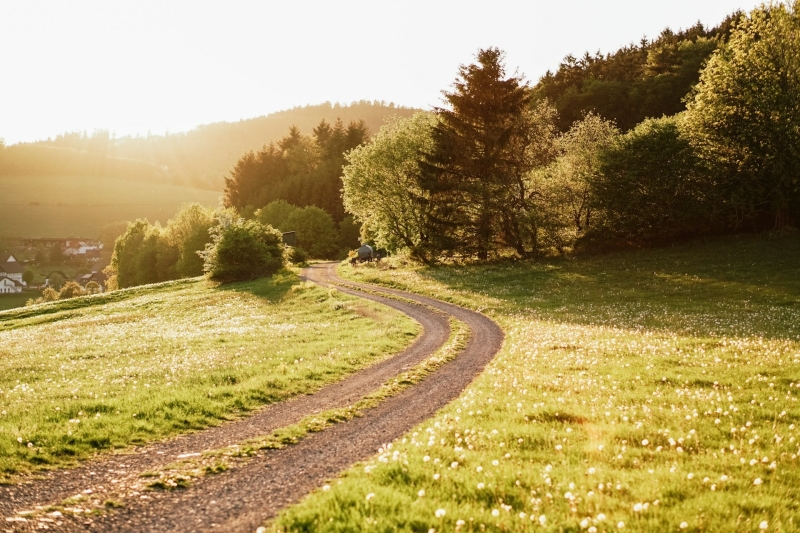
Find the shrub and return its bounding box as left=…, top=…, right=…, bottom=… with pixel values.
left=285, top=206, right=340, bottom=259
left=59, top=281, right=86, bottom=299
left=201, top=214, right=286, bottom=283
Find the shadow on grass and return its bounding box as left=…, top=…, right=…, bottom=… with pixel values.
left=410, top=233, right=800, bottom=340
left=214, top=269, right=302, bottom=303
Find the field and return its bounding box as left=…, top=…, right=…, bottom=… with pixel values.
left=271, top=234, right=800, bottom=532
left=0, top=271, right=417, bottom=480
left=0, top=175, right=221, bottom=238
left=0, top=292, right=34, bottom=312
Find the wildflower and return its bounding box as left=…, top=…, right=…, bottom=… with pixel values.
left=418, top=489, right=425, bottom=497
left=456, top=519, right=465, bottom=527
left=680, top=522, right=688, bottom=529
left=366, top=493, right=375, bottom=501
left=617, top=521, right=625, bottom=529
left=492, top=509, right=500, bottom=517
left=322, top=484, right=330, bottom=491
left=641, top=439, right=649, bottom=446
left=754, top=478, right=763, bottom=485
left=597, top=513, right=606, bottom=521
left=580, top=518, right=590, bottom=528
left=760, top=520, right=768, bottom=529
left=435, top=509, right=446, bottom=518
left=539, top=515, right=547, bottom=525
left=633, top=503, right=643, bottom=512
left=433, top=473, right=440, bottom=480
left=477, top=483, right=485, bottom=489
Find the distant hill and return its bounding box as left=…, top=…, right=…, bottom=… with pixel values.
left=0, top=101, right=418, bottom=191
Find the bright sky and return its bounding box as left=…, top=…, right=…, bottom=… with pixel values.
left=0, top=0, right=763, bottom=145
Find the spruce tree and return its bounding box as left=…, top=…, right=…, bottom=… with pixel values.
left=420, top=48, right=541, bottom=260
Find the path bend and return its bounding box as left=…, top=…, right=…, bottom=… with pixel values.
left=2, top=263, right=503, bottom=532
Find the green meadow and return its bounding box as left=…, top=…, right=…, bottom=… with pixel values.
left=271, top=233, right=800, bottom=532
left=0, top=175, right=221, bottom=238
left=0, top=271, right=417, bottom=480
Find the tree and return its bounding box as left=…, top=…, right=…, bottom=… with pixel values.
left=163, top=203, right=215, bottom=278
left=48, top=272, right=65, bottom=290
left=254, top=199, right=300, bottom=231
left=285, top=206, right=340, bottom=259
left=49, top=245, right=64, bottom=263
left=592, top=115, right=714, bottom=242
left=22, top=269, right=35, bottom=285
left=108, top=220, right=162, bottom=288
left=684, top=1, right=800, bottom=227
left=551, top=113, right=619, bottom=234
left=338, top=216, right=361, bottom=251
left=85, top=281, right=101, bottom=294
left=420, top=49, right=556, bottom=259
left=59, top=281, right=85, bottom=299
left=342, top=112, right=436, bottom=258
left=201, top=212, right=285, bottom=283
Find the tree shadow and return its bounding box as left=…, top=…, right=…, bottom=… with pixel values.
left=214, top=268, right=302, bottom=303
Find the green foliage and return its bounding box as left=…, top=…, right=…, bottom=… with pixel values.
left=223, top=118, right=370, bottom=221
left=420, top=49, right=558, bottom=260
left=163, top=203, right=215, bottom=278
left=47, top=273, right=64, bottom=290
left=22, top=268, right=34, bottom=285
left=337, top=216, right=361, bottom=251
left=591, top=115, right=714, bottom=242
left=535, top=16, right=740, bottom=131
left=684, top=2, right=800, bottom=227
left=48, top=245, right=64, bottom=263
left=58, top=281, right=85, bottom=299
left=254, top=199, right=300, bottom=231
left=109, top=220, right=164, bottom=289
left=201, top=213, right=286, bottom=282
left=534, top=113, right=619, bottom=251
left=284, top=206, right=340, bottom=259
left=343, top=112, right=437, bottom=258
left=84, top=281, right=101, bottom=294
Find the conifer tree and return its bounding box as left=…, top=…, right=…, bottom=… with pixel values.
left=420, top=48, right=549, bottom=259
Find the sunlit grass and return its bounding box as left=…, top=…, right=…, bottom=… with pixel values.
left=0, top=270, right=418, bottom=480
left=270, top=234, right=800, bottom=532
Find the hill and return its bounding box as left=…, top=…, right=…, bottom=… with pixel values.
left=1, top=101, right=418, bottom=191
left=0, top=175, right=221, bottom=238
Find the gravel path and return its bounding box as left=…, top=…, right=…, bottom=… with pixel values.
left=2, top=263, right=502, bottom=532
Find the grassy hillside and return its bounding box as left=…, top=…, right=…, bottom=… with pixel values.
left=0, top=271, right=417, bottom=480
left=272, top=233, right=800, bottom=532
left=0, top=175, right=221, bottom=238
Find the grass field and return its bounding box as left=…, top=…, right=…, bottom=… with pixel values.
left=0, top=271, right=417, bottom=480
left=0, top=292, right=34, bottom=312
left=0, top=175, right=221, bottom=238
left=270, top=233, right=800, bottom=532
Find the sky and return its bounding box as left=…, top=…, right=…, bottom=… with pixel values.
left=0, top=0, right=764, bottom=145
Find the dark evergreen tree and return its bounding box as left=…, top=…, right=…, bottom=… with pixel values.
left=419, top=48, right=542, bottom=260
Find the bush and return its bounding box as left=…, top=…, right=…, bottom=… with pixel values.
left=590, top=115, right=714, bottom=243
left=287, top=246, right=308, bottom=265
left=201, top=214, right=286, bottom=283
left=285, top=206, right=340, bottom=259
left=59, top=281, right=86, bottom=299
left=254, top=200, right=300, bottom=231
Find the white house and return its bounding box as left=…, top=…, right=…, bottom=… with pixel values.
left=0, top=277, right=22, bottom=294
left=0, top=254, right=26, bottom=287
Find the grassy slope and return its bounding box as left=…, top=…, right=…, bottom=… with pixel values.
left=0, top=175, right=220, bottom=238
left=271, top=234, right=800, bottom=533
left=0, top=292, right=34, bottom=312
left=0, top=271, right=418, bottom=480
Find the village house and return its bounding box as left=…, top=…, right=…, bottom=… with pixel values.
left=0, top=254, right=26, bottom=293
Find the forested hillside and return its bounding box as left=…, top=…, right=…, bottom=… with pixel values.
left=534, top=14, right=741, bottom=131
left=0, top=101, right=416, bottom=190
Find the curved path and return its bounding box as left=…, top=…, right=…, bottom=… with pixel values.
left=2, top=263, right=503, bottom=532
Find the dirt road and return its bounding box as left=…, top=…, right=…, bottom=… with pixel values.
left=1, top=263, right=502, bottom=532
